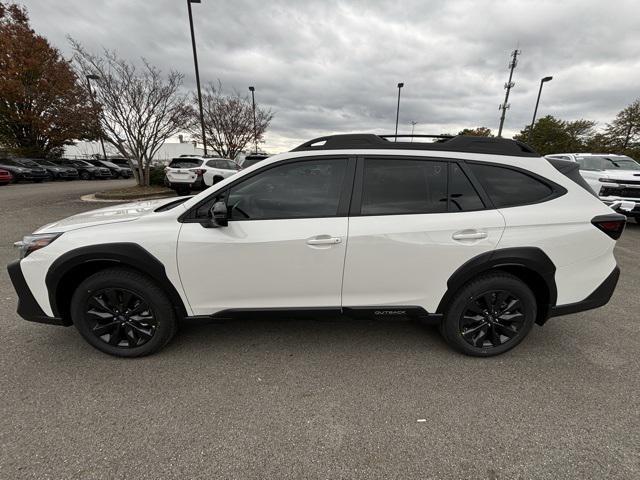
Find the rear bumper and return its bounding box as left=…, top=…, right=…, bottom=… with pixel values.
left=6, top=260, right=69, bottom=326
left=548, top=266, right=620, bottom=319
left=165, top=176, right=205, bottom=190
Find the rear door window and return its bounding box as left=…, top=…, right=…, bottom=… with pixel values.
left=360, top=158, right=447, bottom=215
left=469, top=163, right=554, bottom=208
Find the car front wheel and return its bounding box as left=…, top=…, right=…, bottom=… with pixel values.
left=440, top=272, right=536, bottom=357
left=70, top=268, right=177, bottom=357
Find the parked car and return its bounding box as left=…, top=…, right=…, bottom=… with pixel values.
left=109, top=158, right=133, bottom=169
left=52, top=159, right=112, bottom=180
left=0, top=158, right=49, bottom=182
left=239, top=153, right=270, bottom=169
left=0, top=168, right=12, bottom=185
left=85, top=159, right=133, bottom=179
left=547, top=153, right=640, bottom=222
left=164, top=156, right=239, bottom=195
left=32, top=159, right=79, bottom=180
left=8, top=134, right=625, bottom=358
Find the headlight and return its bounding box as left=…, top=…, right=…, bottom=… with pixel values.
left=14, top=233, right=62, bottom=259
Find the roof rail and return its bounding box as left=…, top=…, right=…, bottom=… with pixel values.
left=291, top=133, right=539, bottom=157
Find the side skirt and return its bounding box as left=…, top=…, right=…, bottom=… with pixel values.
left=186, top=306, right=442, bottom=324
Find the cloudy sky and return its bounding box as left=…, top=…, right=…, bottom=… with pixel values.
left=24, top=0, right=640, bottom=152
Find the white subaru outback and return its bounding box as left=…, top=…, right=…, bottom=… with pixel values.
left=8, top=134, right=625, bottom=358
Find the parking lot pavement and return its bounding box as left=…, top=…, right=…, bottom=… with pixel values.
left=0, top=185, right=638, bottom=480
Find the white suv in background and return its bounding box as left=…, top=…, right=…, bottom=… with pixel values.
left=164, top=156, right=240, bottom=195
left=546, top=153, right=640, bottom=222
left=8, top=134, right=625, bottom=358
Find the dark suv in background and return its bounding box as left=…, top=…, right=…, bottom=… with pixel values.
left=0, top=158, right=49, bottom=182
left=86, top=159, right=133, bottom=179
left=53, top=159, right=111, bottom=180
left=32, top=159, right=78, bottom=180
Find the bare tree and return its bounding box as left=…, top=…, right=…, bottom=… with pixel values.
left=70, top=39, right=192, bottom=186
left=193, top=82, right=273, bottom=159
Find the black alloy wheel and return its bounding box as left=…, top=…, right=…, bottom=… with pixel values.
left=71, top=267, right=177, bottom=357
left=440, top=273, right=536, bottom=357
left=85, top=288, right=157, bottom=348
left=460, top=290, right=525, bottom=349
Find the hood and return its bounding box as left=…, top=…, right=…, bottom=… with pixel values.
left=599, top=170, right=640, bottom=181
left=35, top=196, right=183, bottom=234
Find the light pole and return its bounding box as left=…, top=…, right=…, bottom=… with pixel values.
left=249, top=86, right=257, bottom=154
left=529, top=76, right=553, bottom=140
left=187, top=0, right=207, bottom=155
left=410, top=121, right=417, bottom=142
left=85, top=74, right=108, bottom=160
left=394, top=82, right=404, bottom=142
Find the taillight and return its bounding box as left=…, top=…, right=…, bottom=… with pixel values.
left=194, top=168, right=206, bottom=175
left=592, top=214, right=626, bottom=240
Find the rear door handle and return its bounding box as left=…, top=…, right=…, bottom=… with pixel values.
left=452, top=230, right=488, bottom=241
left=306, top=236, right=342, bottom=246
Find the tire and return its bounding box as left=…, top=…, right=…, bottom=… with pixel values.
left=80, top=171, right=90, bottom=180
left=212, top=176, right=223, bottom=185
left=70, top=268, right=177, bottom=357
left=34, top=179, right=43, bottom=183
left=634, top=217, right=640, bottom=225
left=440, top=272, right=536, bottom=357
left=177, top=186, right=191, bottom=196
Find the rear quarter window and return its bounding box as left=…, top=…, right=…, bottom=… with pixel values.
left=469, top=163, right=555, bottom=208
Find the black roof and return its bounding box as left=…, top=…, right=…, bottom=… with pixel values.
left=291, top=134, right=539, bottom=157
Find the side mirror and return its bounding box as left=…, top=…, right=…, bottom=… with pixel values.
left=203, top=201, right=228, bottom=228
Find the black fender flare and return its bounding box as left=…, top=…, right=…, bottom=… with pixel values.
left=45, top=242, right=188, bottom=320
left=435, top=247, right=557, bottom=321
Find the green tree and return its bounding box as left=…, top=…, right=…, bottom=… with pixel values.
left=514, top=115, right=571, bottom=155
left=605, top=99, right=640, bottom=150
left=458, top=127, right=493, bottom=137
left=564, top=119, right=597, bottom=152
left=0, top=2, right=95, bottom=157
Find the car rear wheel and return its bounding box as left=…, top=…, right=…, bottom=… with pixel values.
left=79, top=171, right=91, bottom=180
left=71, top=268, right=177, bottom=357
left=440, top=272, right=536, bottom=357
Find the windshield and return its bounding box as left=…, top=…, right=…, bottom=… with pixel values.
left=241, top=158, right=264, bottom=168
left=71, top=160, right=91, bottom=167
left=100, top=161, right=120, bottom=168
left=15, top=159, right=40, bottom=168
left=36, top=160, right=57, bottom=167
left=577, top=155, right=640, bottom=171
left=0, top=159, right=19, bottom=166
left=169, top=158, right=203, bottom=168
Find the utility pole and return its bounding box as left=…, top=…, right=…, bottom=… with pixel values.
left=249, top=86, right=257, bottom=154
left=187, top=0, right=207, bottom=155
left=394, top=82, right=404, bottom=142
left=497, top=49, right=520, bottom=137
left=410, top=121, right=417, bottom=142
left=85, top=75, right=108, bottom=161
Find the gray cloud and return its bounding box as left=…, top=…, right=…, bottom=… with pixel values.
left=25, top=0, right=640, bottom=151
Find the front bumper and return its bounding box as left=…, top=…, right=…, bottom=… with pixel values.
left=600, top=196, right=640, bottom=216
left=6, top=260, right=69, bottom=326
left=548, top=266, right=620, bottom=319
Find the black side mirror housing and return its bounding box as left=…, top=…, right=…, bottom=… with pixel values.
left=203, top=201, right=228, bottom=228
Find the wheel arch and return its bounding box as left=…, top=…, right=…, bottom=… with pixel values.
left=436, top=247, right=557, bottom=325
left=46, top=243, right=188, bottom=323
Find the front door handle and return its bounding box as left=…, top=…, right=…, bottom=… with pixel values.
left=306, top=236, right=342, bottom=246
left=452, top=230, right=488, bottom=241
